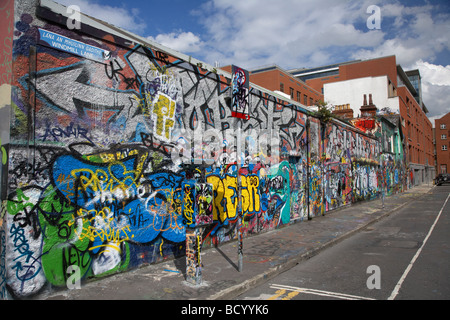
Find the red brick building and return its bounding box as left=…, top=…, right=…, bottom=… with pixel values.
left=435, top=112, right=450, bottom=174
left=289, top=55, right=435, bottom=185
left=250, top=65, right=323, bottom=106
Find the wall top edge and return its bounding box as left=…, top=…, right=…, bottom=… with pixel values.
left=38, top=0, right=318, bottom=116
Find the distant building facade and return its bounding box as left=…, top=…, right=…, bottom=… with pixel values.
left=290, top=55, right=435, bottom=186
left=435, top=112, right=450, bottom=174
left=332, top=95, right=407, bottom=194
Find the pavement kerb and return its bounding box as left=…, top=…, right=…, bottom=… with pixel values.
left=208, top=186, right=435, bottom=300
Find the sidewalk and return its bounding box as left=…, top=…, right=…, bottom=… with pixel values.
left=39, top=184, right=434, bottom=300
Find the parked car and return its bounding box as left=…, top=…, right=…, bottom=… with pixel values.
left=436, top=173, right=450, bottom=186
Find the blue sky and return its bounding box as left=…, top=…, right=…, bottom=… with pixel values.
left=54, top=0, right=449, bottom=120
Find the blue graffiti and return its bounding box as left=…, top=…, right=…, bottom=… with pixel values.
left=51, top=154, right=188, bottom=244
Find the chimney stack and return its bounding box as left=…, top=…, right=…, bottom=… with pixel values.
left=360, top=94, right=377, bottom=118
left=332, top=103, right=354, bottom=120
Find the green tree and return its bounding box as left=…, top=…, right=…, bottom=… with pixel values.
left=314, top=100, right=333, bottom=124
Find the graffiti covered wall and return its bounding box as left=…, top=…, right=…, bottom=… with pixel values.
left=0, top=0, right=14, bottom=300
left=1, top=0, right=383, bottom=299
left=323, top=122, right=380, bottom=210
left=351, top=115, right=407, bottom=196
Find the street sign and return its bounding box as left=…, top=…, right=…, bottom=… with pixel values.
left=38, top=28, right=110, bottom=62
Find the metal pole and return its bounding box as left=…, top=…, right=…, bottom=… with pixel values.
left=236, top=117, right=243, bottom=272
left=306, top=117, right=311, bottom=220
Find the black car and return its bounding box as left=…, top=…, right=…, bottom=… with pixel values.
left=436, top=173, right=450, bottom=186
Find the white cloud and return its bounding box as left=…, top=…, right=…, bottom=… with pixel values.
left=147, top=31, right=203, bottom=54
left=413, top=61, right=450, bottom=87
left=351, top=2, right=450, bottom=66
left=353, top=39, right=430, bottom=67
left=54, top=0, right=146, bottom=33
left=185, top=0, right=450, bottom=71
left=410, top=60, right=450, bottom=120
left=191, top=0, right=388, bottom=69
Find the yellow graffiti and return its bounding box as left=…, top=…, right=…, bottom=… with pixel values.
left=0, top=138, right=7, bottom=165
left=207, top=174, right=261, bottom=223
left=70, top=207, right=132, bottom=253
left=207, top=175, right=237, bottom=222
left=65, top=155, right=149, bottom=204
left=133, top=91, right=152, bottom=116
left=152, top=93, right=176, bottom=141
left=0, top=200, right=6, bottom=227
left=241, top=175, right=260, bottom=214
left=146, top=188, right=184, bottom=232
left=183, top=185, right=195, bottom=225
left=70, top=167, right=135, bottom=200
left=86, top=148, right=142, bottom=163
left=56, top=173, right=75, bottom=200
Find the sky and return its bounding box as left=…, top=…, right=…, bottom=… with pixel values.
left=54, top=0, right=450, bottom=123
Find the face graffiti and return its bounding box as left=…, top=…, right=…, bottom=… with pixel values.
left=0, top=6, right=407, bottom=299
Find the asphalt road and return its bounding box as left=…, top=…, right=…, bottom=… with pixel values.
left=237, top=185, right=450, bottom=300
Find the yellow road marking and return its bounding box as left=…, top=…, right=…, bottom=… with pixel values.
left=282, top=291, right=300, bottom=300
left=268, top=289, right=300, bottom=300
left=268, top=289, right=286, bottom=300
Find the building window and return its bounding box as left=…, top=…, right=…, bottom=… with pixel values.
left=406, top=97, right=410, bottom=115
left=290, top=87, right=294, bottom=99
left=442, top=145, right=448, bottom=151
left=440, top=124, right=447, bottom=129
left=297, top=91, right=301, bottom=102
left=304, top=95, right=307, bottom=105
left=280, top=83, right=284, bottom=92
left=442, top=134, right=447, bottom=140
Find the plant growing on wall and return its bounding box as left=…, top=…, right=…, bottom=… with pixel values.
left=313, top=100, right=334, bottom=145
left=314, top=100, right=333, bottom=124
